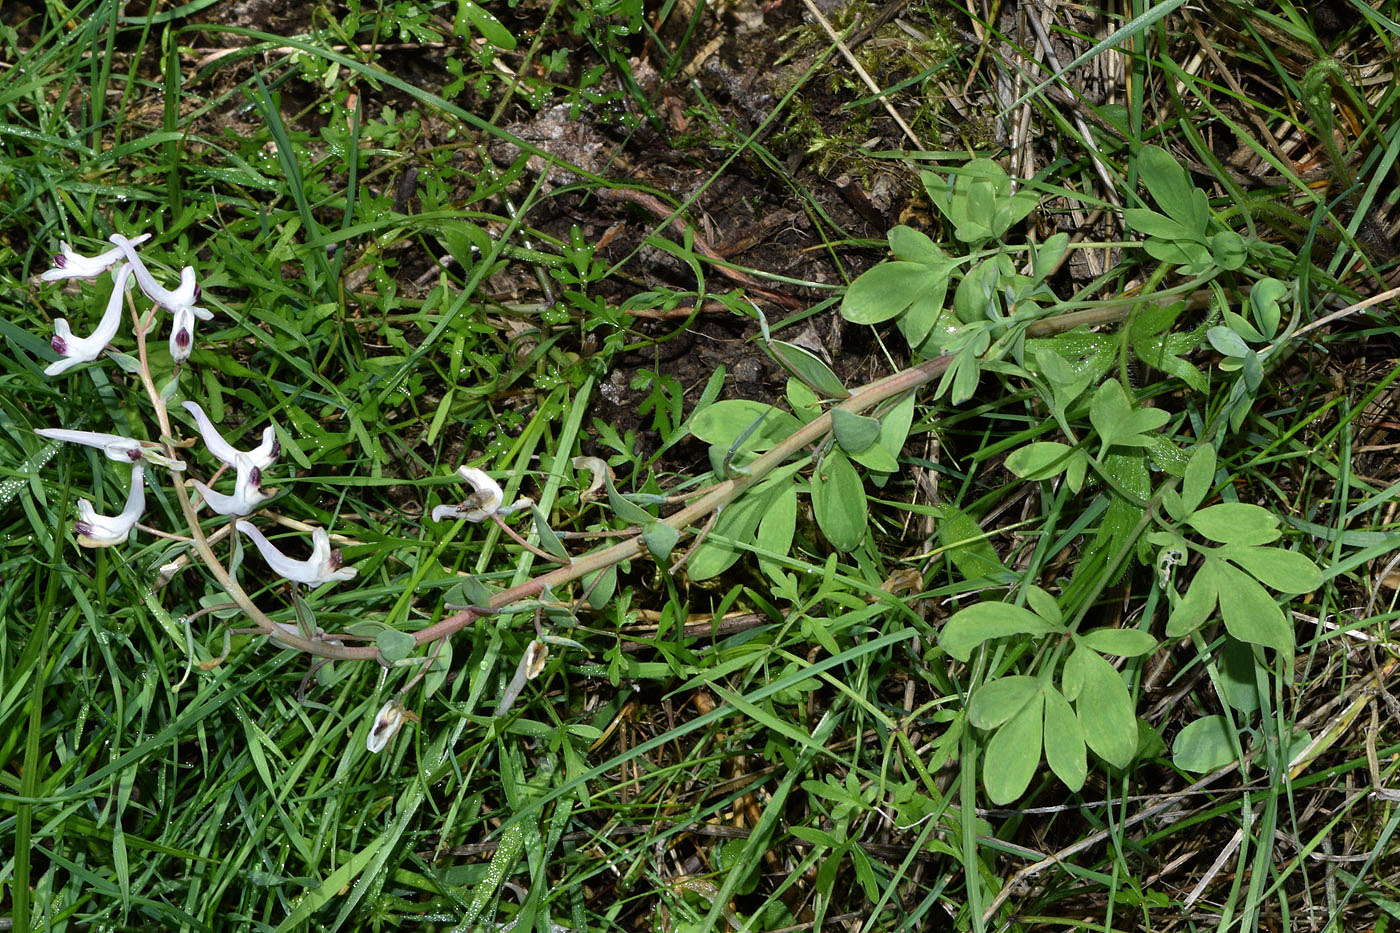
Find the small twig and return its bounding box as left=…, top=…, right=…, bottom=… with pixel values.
left=597, top=187, right=803, bottom=309
left=491, top=513, right=568, bottom=564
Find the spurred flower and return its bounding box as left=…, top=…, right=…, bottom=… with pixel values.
left=35, top=428, right=186, bottom=471
left=181, top=401, right=278, bottom=470
left=190, top=460, right=271, bottom=516
left=74, top=464, right=145, bottom=548
left=431, top=466, right=507, bottom=523
left=40, top=234, right=150, bottom=282
left=45, top=263, right=133, bottom=376
left=235, top=521, right=357, bottom=586
left=367, top=699, right=412, bottom=753
left=108, top=234, right=212, bottom=363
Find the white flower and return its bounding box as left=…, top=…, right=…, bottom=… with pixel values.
left=235, top=521, right=357, bottom=586
left=431, top=467, right=507, bottom=522
left=181, top=401, right=278, bottom=470
left=45, top=263, right=133, bottom=376
left=182, top=402, right=279, bottom=515
left=74, top=464, right=145, bottom=548
left=366, top=699, right=411, bottom=753
left=190, top=460, right=271, bottom=516
left=108, top=234, right=212, bottom=363
left=35, top=427, right=186, bottom=471
left=40, top=234, right=151, bottom=282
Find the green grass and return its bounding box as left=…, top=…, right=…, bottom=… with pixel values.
left=2, top=0, right=1400, bottom=930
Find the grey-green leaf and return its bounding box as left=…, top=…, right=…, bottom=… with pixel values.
left=831, top=409, right=882, bottom=454
left=1079, top=627, right=1157, bottom=657
left=983, top=693, right=1044, bottom=804
left=690, top=400, right=801, bottom=453
left=642, top=522, right=680, bottom=562
left=377, top=628, right=418, bottom=664
left=1216, top=561, right=1294, bottom=654
left=1006, top=441, right=1077, bottom=480
left=769, top=340, right=849, bottom=399
left=842, top=261, right=928, bottom=324
left=940, top=602, right=1063, bottom=662
left=1043, top=687, right=1087, bottom=792
left=1172, top=715, right=1237, bottom=773
left=1074, top=649, right=1138, bottom=768
left=811, top=450, right=867, bottom=552
left=968, top=675, right=1042, bottom=730
left=1220, top=544, right=1322, bottom=595
left=1186, top=503, right=1280, bottom=545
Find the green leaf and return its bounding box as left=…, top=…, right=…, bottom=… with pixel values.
left=1211, top=231, right=1246, bottom=270
left=898, top=279, right=953, bottom=350
left=1079, top=627, right=1157, bottom=657
left=1123, top=208, right=1199, bottom=241
left=1043, top=687, right=1087, bottom=792
left=1138, top=145, right=1207, bottom=233
left=1207, top=325, right=1251, bottom=358
left=768, top=341, right=849, bottom=399
left=529, top=504, right=571, bottom=561
left=831, top=409, right=882, bottom=453
left=1145, top=237, right=1212, bottom=270
left=1250, top=278, right=1287, bottom=338
left=935, top=505, right=1009, bottom=582
left=377, top=628, right=418, bottom=663
left=1032, top=233, right=1071, bottom=282
left=1186, top=503, right=1280, bottom=545
left=755, top=483, right=798, bottom=582
left=445, top=576, right=494, bottom=610
left=887, top=225, right=947, bottom=265
left=690, top=400, right=801, bottom=453
left=953, top=259, right=998, bottom=323
left=1216, top=561, right=1294, bottom=654
left=1165, top=558, right=1220, bottom=638
left=940, top=346, right=982, bottom=405
left=689, top=466, right=803, bottom=581
left=968, top=676, right=1042, bottom=729
left=983, top=692, right=1044, bottom=804
left=939, top=602, right=1063, bottom=662
left=1219, top=545, right=1322, bottom=595
left=604, top=473, right=655, bottom=526
left=1006, top=441, right=1077, bottom=480
left=811, top=450, right=867, bottom=552
left=1023, top=586, right=1062, bottom=627
left=454, top=0, right=517, bottom=49
left=1072, top=648, right=1138, bottom=768
left=1172, top=715, right=1237, bottom=773
left=1181, top=443, right=1216, bottom=515
left=583, top=565, right=617, bottom=610
left=1028, top=330, right=1116, bottom=412
left=1090, top=380, right=1170, bottom=449
left=1216, top=637, right=1261, bottom=714
left=842, top=261, right=928, bottom=324
left=642, top=522, right=680, bottom=562
left=849, top=390, right=915, bottom=473
left=786, top=378, right=823, bottom=424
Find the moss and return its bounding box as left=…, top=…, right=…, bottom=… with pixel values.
left=764, top=2, right=954, bottom=182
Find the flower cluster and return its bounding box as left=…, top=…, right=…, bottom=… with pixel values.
left=30, top=234, right=355, bottom=588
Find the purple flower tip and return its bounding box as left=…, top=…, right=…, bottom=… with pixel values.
left=270, top=440, right=281, bottom=460
left=74, top=520, right=93, bottom=536
left=126, top=447, right=144, bottom=461
left=249, top=466, right=263, bottom=487
left=53, top=254, right=67, bottom=268
left=175, top=328, right=190, bottom=348
left=193, top=284, right=202, bottom=302
left=51, top=335, right=68, bottom=354
left=328, top=550, right=343, bottom=570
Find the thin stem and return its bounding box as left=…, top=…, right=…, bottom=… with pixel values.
left=129, top=298, right=375, bottom=660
